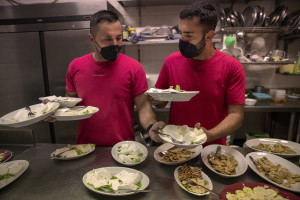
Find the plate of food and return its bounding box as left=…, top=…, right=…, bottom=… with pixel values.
left=0, top=160, right=29, bottom=189
left=51, top=144, right=95, bottom=160
left=245, top=138, right=300, bottom=158
left=154, top=143, right=202, bottom=165
left=111, top=141, right=148, bottom=166
left=82, top=167, right=150, bottom=196
left=174, top=164, right=212, bottom=196
left=157, top=125, right=207, bottom=149
left=146, top=86, right=199, bottom=102
left=246, top=152, right=300, bottom=193
left=52, top=106, right=99, bottom=121
left=39, top=95, right=82, bottom=108
left=220, top=182, right=300, bottom=200
left=201, top=145, right=248, bottom=178
left=0, top=102, right=60, bottom=128
left=0, top=150, right=12, bottom=164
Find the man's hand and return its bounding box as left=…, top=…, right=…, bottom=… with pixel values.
left=149, top=121, right=166, bottom=142
left=44, top=116, right=56, bottom=122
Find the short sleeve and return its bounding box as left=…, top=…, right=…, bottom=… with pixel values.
left=65, top=61, right=77, bottom=92
left=155, top=60, right=169, bottom=89
left=132, top=65, right=148, bottom=99
left=226, top=61, right=245, bottom=105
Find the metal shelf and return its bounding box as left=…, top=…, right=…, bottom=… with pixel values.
left=220, top=27, right=286, bottom=33
left=241, top=61, right=294, bottom=65
left=123, top=38, right=221, bottom=46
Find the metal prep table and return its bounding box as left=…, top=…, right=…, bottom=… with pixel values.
left=0, top=143, right=299, bottom=200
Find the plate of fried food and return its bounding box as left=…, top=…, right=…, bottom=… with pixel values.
left=154, top=143, right=202, bottom=165
left=245, top=138, right=300, bottom=158
left=174, top=164, right=212, bottom=196
left=201, top=145, right=248, bottom=178
left=246, top=152, right=300, bottom=193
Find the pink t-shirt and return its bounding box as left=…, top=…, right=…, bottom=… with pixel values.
left=155, top=49, right=245, bottom=146
left=66, top=53, right=148, bottom=146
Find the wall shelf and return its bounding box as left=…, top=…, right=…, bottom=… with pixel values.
left=220, top=26, right=287, bottom=34
left=123, top=38, right=221, bottom=46
left=241, top=61, right=294, bottom=65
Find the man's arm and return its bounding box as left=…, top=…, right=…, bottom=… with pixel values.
left=66, top=91, right=77, bottom=97
left=134, top=93, right=157, bottom=130
left=203, top=104, right=244, bottom=142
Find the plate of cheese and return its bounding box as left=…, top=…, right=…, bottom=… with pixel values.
left=82, top=167, right=150, bottom=196
left=52, top=106, right=99, bottom=121
left=0, top=160, right=29, bottom=189
left=51, top=144, right=95, bottom=160
left=146, top=87, right=199, bottom=102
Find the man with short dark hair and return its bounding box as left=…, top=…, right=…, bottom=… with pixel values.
left=66, top=10, right=158, bottom=146
left=149, top=2, right=245, bottom=146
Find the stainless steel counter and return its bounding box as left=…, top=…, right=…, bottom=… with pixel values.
left=0, top=143, right=299, bottom=200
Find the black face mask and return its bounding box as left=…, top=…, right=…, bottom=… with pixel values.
left=179, top=34, right=206, bottom=58
left=94, top=40, right=121, bottom=61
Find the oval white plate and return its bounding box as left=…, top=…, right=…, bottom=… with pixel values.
left=154, top=143, right=202, bottom=165
left=39, top=96, right=82, bottom=108
left=0, top=160, right=29, bottom=189
left=0, top=103, right=60, bottom=128
left=82, top=167, right=150, bottom=196
left=52, top=106, right=99, bottom=121
left=245, top=138, right=300, bottom=158
left=111, top=141, right=148, bottom=166
left=246, top=152, right=300, bottom=193
left=201, top=145, right=248, bottom=178
left=174, top=166, right=212, bottom=196
left=145, top=91, right=199, bottom=102
left=51, top=145, right=95, bottom=160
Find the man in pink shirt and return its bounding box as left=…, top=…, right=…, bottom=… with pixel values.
left=66, top=10, right=158, bottom=146
left=149, top=2, right=245, bottom=146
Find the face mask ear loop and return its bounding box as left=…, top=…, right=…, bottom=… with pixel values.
left=195, top=32, right=207, bottom=47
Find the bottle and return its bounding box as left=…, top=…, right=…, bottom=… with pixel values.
left=293, top=51, right=300, bottom=75
left=127, top=27, right=138, bottom=43
left=121, top=25, right=129, bottom=41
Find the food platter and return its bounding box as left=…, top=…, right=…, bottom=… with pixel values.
left=39, top=96, right=82, bottom=108
left=82, top=167, right=150, bottom=196
left=245, top=138, right=300, bottom=158
left=0, top=103, right=60, bottom=128
left=51, top=144, right=95, bottom=160
left=219, top=182, right=300, bottom=200
left=246, top=152, right=300, bottom=193
left=154, top=143, right=202, bottom=165
left=111, top=141, right=148, bottom=166
left=52, top=106, right=99, bottom=121
left=146, top=88, right=199, bottom=102
left=0, top=150, right=12, bottom=164
left=201, top=145, right=248, bottom=178
left=0, top=160, right=29, bottom=189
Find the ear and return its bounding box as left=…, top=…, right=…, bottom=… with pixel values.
left=88, top=33, right=94, bottom=43
left=206, top=30, right=215, bottom=41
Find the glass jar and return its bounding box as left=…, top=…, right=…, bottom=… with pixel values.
left=121, top=25, right=129, bottom=41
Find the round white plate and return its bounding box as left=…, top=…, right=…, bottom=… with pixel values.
left=0, top=160, right=29, bottom=189
left=154, top=143, right=202, bottom=165
left=146, top=91, right=199, bottom=102
left=111, top=141, right=148, bottom=166
left=246, top=152, right=300, bottom=193
left=82, top=167, right=150, bottom=196
left=51, top=145, right=95, bottom=160
left=0, top=103, right=60, bottom=128
left=174, top=166, right=212, bottom=196
left=201, top=145, right=248, bottom=178
left=39, top=96, right=82, bottom=108
left=245, top=138, right=300, bottom=158
left=52, top=106, right=99, bottom=121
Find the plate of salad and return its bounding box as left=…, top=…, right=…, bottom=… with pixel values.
left=51, top=144, right=95, bottom=160
left=111, top=141, right=148, bottom=166
left=146, top=85, right=199, bottom=102
left=52, top=106, right=99, bottom=121
left=82, top=167, right=150, bottom=196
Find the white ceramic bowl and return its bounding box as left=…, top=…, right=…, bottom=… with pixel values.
left=245, top=98, right=257, bottom=106
left=111, top=141, right=148, bottom=166
left=201, top=145, right=248, bottom=178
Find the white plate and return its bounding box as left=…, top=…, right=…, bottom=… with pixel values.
left=0, top=160, right=29, bottom=189
left=174, top=166, right=212, bottom=196
left=39, top=96, right=82, bottom=108
left=246, top=152, right=300, bottom=193
left=158, top=135, right=205, bottom=149
left=52, top=106, right=99, bottom=121
left=51, top=145, right=95, bottom=160
left=154, top=143, right=202, bottom=165
left=245, top=138, right=300, bottom=158
left=0, top=103, right=60, bottom=128
left=146, top=91, right=199, bottom=102
left=82, top=167, right=150, bottom=196
left=111, top=141, right=148, bottom=166
left=201, top=145, right=248, bottom=178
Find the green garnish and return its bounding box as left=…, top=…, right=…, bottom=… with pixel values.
left=87, top=183, right=93, bottom=187
left=118, top=146, right=121, bottom=149
left=134, top=158, right=141, bottom=163
left=175, top=85, right=182, bottom=91
left=111, top=176, right=117, bottom=180
left=136, top=182, right=142, bottom=189
left=0, top=174, right=13, bottom=181
left=138, top=153, right=143, bottom=157
left=89, top=144, right=95, bottom=148
left=97, top=184, right=113, bottom=191
left=75, top=149, right=84, bottom=155
left=82, top=110, right=89, bottom=114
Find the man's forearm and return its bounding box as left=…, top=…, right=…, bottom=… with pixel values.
left=139, top=105, right=157, bottom=130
